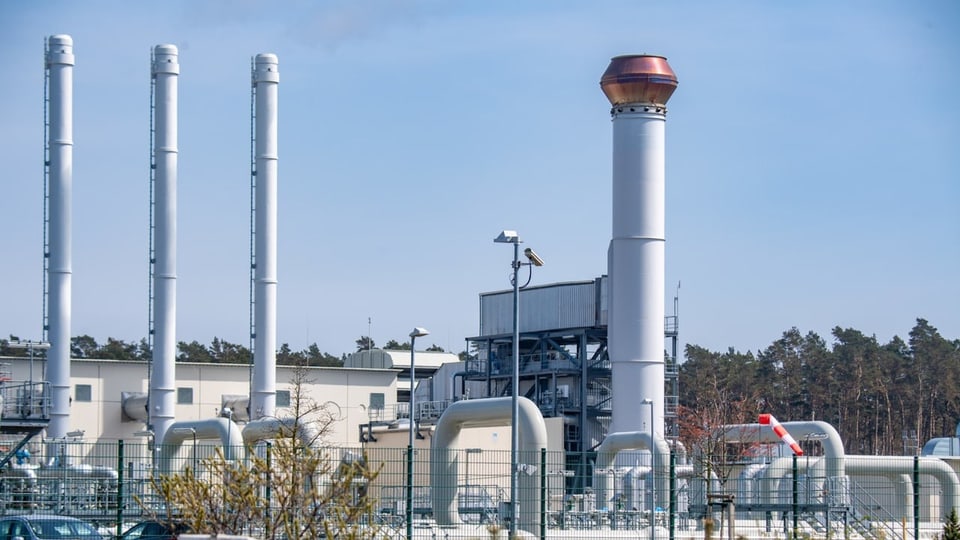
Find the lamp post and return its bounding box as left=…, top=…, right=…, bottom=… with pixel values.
left=494, top=230, right=543, bottom=538
left=407, top=327, right=429, bottom=540
left=642, top=398, right=655, bottom=540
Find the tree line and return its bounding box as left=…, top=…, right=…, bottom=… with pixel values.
left=0, top=333, right=452, bottom=366
left=0, top=335, right=343, bottom=367
left=353, top=335, right=447, bottom=353
left=678, top=318, right=960, bottom=456
left=4, top=317, right=957, bottom=455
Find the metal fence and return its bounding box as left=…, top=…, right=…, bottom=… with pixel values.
left=0, top=441, right=952, bottom=540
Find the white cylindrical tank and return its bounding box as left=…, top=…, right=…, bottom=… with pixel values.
left=150, top=44, right=180, bottom=445
left=45, top=34, right=75, bottom=438
left=251, top=53, right=279, bottom=421
left=600, top=55, right=678, bottom=434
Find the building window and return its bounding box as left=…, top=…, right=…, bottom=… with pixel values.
left=276, top=390, right=291, bottom=407
left=369, top=392, right=385, bottom=410
left=177, top=387, right=193, bottom=405
left=74, top=384, right=92, bottom=402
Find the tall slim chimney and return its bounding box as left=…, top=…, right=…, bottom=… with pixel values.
left=600, top=55, right=678, bottom=435
left=45, top=34, right=75, bottom=438
left=251, top=53, right=279, bottom=421
left=150, top=44, right=179, bottom=445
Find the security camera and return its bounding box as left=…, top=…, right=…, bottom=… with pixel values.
left=524, top=248, right=544, bottom=267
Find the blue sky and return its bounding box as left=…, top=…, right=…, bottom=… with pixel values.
left=1, top=1, right=957, bottom=358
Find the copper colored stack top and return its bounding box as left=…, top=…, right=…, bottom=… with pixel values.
left=600, top=54, right=678, bottom=106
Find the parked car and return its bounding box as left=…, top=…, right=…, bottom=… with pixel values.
left=119, top=520, right=191, bottom=540
left=0, top=515, right=103, bottom=540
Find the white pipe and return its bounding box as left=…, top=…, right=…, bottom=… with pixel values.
left=669, top=439, right=688, bottom=464
left=759, top=456, right=822, bottom=508
left=600, top=56, right=678, bottom=434
left=623, top=466, right=651, bottom=510
left=846, top=455, right=959, bottom=521
left=737, top=463, right=767, bottom=506
left=121, top=392, right=148, bottom=421
left=2, top=465, right=38, bottom=482
left=761, top=456, right=959, bottom=521
left=36, top=464, right=119, bottom=482
left=251, top=53, right=279, bottom=421
left=430, top=396, right=547, bottom=534
left=150, top=44, right=180, bottom=446
left=221, top=396, right=250, bottom=422
left=716, top=421, right=845, bottom=480
left=593, top=431, right=671, bottom=513
left=158, top=418, right=242, bottom=475
left=241, top=417, right=320, bottom=448
left=45, top=34, right=74, bottom=439
left=896, top=473, right=915, bottom=523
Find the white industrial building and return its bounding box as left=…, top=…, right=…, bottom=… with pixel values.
left=0, top=354, right=398, bottom=446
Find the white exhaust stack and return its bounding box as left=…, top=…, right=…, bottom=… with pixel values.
left=601, top=55, right=678, bottom=435
left=150, top=44, right=179, bottom=445
left=251, top=53, right=279, bottom=421
left=45, top=35, right=75, bottom=438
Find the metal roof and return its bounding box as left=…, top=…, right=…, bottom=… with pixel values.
left=343, top=349, right=458, bottom=370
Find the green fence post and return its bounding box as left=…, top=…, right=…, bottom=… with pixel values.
left=792, top=454, right=798, bottom=539
left=266, top=442, right=273, bottom=530
left=540, top=448, right=546, bottom=540
left=116, top=439, right=124, bottom=539
left=914, top=455, right=920, bottom=540
left=406, top=445, right=413, bottom=540
left=669, top=450, right=675, bottom=540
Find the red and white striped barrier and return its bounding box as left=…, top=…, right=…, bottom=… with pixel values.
left=759, top=413, right=803, bottom=456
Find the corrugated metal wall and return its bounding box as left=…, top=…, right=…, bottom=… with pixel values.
left=478, top=278, right=606, bottom=336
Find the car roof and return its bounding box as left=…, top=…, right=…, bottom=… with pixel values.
left=0, top=515, right=89, bottom=521
left=122, top=520, right=190, bottom=531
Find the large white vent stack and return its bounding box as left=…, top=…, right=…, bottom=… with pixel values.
left=45, top=34, right=75, bottom=438
left=150, top=44, right=179, bottom=445
left=600, top=55, right=678, bottom=435
left=251, top=53, right=279, bottom=421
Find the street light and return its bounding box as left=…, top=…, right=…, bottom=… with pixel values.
left=642, top=398, right=655, bottom=540
left=407, top=326, right=429, bottom=540
left=494, top=229, right=543, bottom=538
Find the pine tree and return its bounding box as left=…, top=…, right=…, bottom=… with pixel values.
left=943, top=508, right=960, bottom=540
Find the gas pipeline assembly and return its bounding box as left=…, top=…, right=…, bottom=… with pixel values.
left=1, top=35, right=957, bottom=540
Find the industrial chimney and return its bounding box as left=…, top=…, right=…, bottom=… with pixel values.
left=250, top=53, right=279, bottom=421
left=150, top=44, right=180, bottom=445
left=600, top=55, right=678, bottom=436
left=45, top=34, right=75, bottom=439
